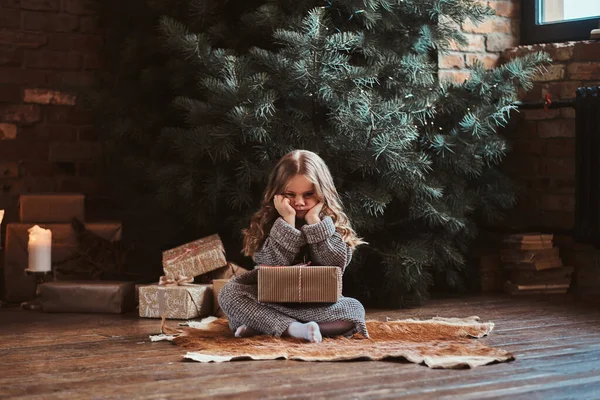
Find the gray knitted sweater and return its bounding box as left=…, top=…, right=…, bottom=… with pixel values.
left=253, top=216, right=353, bottom=270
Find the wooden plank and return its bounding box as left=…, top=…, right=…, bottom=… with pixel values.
left=310, top=357, right=600, bottom=399
left=4, top=342, right=600, bottom=399
left=517, top=381, right=600, bottom=400
left=2, top=295, right=600, bottom=399
left=4, top=329, right=594, bottom=380
left=439, top=372, right=600, bottom=399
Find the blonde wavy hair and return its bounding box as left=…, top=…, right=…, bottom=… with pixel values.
left=242, top=150, right=365, bottom=257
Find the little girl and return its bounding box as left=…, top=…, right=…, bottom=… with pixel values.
left=218, top=150, right=369, bottom=342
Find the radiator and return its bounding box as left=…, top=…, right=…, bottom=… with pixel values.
left=574, top=86, right=600, bottom=247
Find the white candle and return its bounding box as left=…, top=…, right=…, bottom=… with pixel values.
left=27, top=225, right=52, bottom=272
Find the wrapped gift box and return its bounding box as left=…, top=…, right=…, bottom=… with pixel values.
left=4, top=222, right=122, bottom=302
left=212, top=278, right=230, bottom=317
left=162, top=234, right=227, bottom=279
left=196, top=262, right=249, bottom=283
left=138, top=284, right=212, bottom=319
left=40, top=281, right=135, bottom=313
left=257, top=266, right=342, bottom=303
left=19, top=193, right=85, bottom=223
left=135, top=283, right=154, bottom=304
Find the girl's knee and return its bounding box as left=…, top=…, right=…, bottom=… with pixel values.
left=217, top=282, right=237, bottom=312
left=341, top=297, right=366, bottom=316
left=217, top=282, right=249, bottom=315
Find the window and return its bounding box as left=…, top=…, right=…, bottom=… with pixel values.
left=521, top=0, right=600, bottom=45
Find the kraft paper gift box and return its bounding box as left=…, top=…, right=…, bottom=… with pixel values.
left=212, top=278, right=230, bottom=317
left=162, top=234, right=227, bottom=279
left=40, top=281, right=135, bottom=314
left=257, top=266, right=342, bottom=303
left=138, top=283, right=213, bottom=319
left=4, top=222, right=122, bottom=302
left=196, top=261, right=250, bottom=283
left=19, top=193, right=85, bottom=223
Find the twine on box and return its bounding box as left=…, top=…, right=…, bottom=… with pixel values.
left=158, top=274, right=195, bottom=329
left=298, top=268, right=302, bottom=303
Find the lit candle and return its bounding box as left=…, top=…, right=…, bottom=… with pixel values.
left=27, top=225, right=52, bottom=273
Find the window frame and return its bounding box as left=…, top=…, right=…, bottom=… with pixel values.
left=521, top=0, right=600, bottom=45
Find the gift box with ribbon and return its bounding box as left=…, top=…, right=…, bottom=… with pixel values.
left=257, top=266, right=342, bottom=303
left=162, top=234, right=227, bottom=279
left=196, top=261, right=249, bottom=284
left=138, top=275, right=213, bottom=319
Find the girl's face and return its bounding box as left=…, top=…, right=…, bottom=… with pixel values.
left=283, top=174, right=319, bottom=219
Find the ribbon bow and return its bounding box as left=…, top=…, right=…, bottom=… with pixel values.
left=157, top=274, right=196, bottom=326
left=158, top=275, right=194, bottom=286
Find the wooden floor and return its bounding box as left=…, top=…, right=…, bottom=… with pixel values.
left=1, top=294, right=600, bottom=399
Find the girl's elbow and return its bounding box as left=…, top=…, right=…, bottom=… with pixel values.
left=340, top=248, right=353, bottom=269
left=252, top=253, right=267, bottom=265
left=333, top=255, right=349, bottom=270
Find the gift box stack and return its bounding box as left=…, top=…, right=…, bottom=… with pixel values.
left=137, top=240, right=343, bottom=319
left=138, top=234, right=248, bottom=320
left=3, top=193, right=134, bottom=313
left=500, top=232, right=573, bottom=295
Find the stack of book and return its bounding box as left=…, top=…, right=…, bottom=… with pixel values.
left=500, top=232, right=573, bottom=295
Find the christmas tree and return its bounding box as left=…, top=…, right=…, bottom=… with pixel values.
left=91, top=0, right=549, bottom=306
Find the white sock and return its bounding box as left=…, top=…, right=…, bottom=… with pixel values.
left=286, top=321, right=322, bottom=343
left=234, top=325, right=259, bottom=338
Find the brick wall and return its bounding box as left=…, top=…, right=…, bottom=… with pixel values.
left=438, top=0, right=520, bottom=82
left=438, top=1, right=600, bottom=293
left=500, top=41, right=600, bottom=231
left=499, top=41, right=600, bottom=293
left=0, top=0, right=108, bottom=226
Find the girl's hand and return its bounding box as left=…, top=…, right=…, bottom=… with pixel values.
left=305, top=202, right=324, bottom=225
left=274, top=195, right=296, bottom=226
